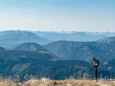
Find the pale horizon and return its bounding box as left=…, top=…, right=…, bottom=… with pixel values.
left=0, top=29, right=115, bottom=33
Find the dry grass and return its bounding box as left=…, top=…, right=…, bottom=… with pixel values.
left=0, top=78, right=19, bottom=86
left=0, top=78, right=115, bottom=86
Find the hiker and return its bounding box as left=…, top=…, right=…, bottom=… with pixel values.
left=92, top=57, right=99, bottom=82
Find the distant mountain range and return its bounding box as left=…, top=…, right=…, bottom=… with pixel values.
left=0, top=41, right=114, bottom=81
left=0, top=30, right=115, bottom=49
left=35, top=31, right=115, bottom=42
left=0, top=30, right=115, bottom=81
left=0, top=30, right=50, bottom=49
left=44, top=37, right=115, bottom=62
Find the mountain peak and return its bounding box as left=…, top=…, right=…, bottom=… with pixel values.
left=15, top=42, right=45, bottom=51
left=98, top=37, right=115, bottom=43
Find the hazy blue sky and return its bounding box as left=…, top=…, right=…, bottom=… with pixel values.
left=0, top=0, right=115, bottom=32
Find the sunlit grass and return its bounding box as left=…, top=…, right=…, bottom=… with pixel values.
left=0, top=77, right=115, bottom=86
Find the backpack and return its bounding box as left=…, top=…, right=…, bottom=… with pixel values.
left=96, top=60, right=99, bottom=66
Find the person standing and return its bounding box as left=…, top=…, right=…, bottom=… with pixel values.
left=92, top=57, right=99, bottom=82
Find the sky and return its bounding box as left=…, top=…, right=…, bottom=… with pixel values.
left=0, top=0, right=115, bottom=32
